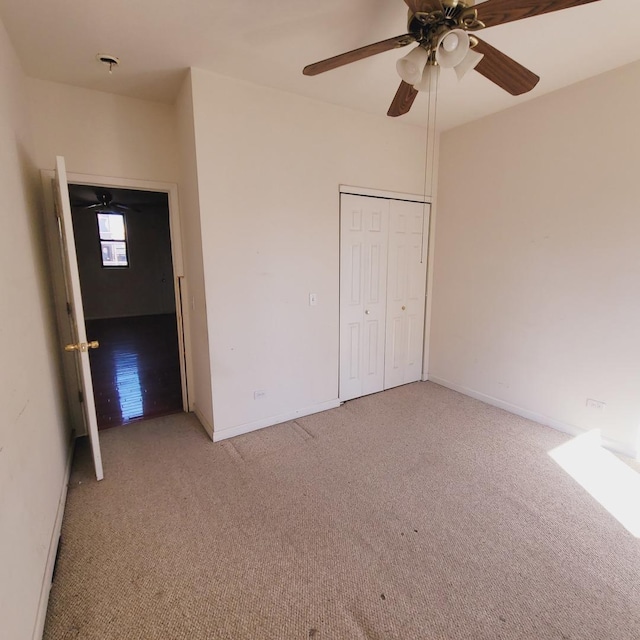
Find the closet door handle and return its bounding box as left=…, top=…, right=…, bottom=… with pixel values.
left=402, top=306, right=406, bottom=311
left=364, top=309, right=371, bottom=315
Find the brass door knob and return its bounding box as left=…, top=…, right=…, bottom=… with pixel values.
left=65, top=341, right=100, bottom=352
left=402, top=306, right=406, bottom=311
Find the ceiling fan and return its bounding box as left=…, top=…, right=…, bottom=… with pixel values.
left=303, top=0, right=601, bottom=117
left=71, top=188, right=138, bottom=213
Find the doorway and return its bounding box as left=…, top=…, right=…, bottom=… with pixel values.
left=68, top=184, right=185, bottom=429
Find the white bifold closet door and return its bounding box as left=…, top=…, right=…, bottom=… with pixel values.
left=339, top=193, right=428, bottom=402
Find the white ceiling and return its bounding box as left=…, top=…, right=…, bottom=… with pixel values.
left=1, top=0, right=639, bottom=130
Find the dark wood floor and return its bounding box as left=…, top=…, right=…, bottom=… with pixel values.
left=85, top=314, right=183, bottom=430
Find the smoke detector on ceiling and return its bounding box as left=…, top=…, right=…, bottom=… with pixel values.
left=96, top=53, right=120, bottom=74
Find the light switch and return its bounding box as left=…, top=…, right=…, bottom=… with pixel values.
left=309, top=293, right=318, bottom=306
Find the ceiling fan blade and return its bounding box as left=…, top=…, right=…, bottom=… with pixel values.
left=303, top=34, right=415, bottom=76
left=111, top=205, right=128, bottom=213
left=403, top=1, right=444, bottom=13
left=387, top=81, right=419, bottom=117
left=475, top=0, right=601, bottom=29
left=472, top=38, right=540, bottom=95
left=72, top=201, right=136, bottom=212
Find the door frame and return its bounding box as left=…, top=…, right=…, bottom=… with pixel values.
left=40, top=169, right=194, bottom=428
left=338, top=185, right=433, bottom=396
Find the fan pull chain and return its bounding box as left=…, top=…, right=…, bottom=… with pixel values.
left=421, top=64, right=439, bottom=264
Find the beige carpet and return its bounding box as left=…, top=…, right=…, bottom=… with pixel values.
left=44, top=382, right=640, bottom=639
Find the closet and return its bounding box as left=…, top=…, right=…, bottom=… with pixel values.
left=339, top=192, right=429, bottom=401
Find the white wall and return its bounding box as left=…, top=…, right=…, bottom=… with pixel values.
left=430, top=60, right=640, bottom=457
left=189, top=68, right=428, bottom=437
left=0, top=19, right=71, bottom=640
left=175, top=72, right=213, bottom=433
left=27, top=78, right=180, bottom=182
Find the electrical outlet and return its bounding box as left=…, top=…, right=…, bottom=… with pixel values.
left=586, top=398, right=606, bottom=411
left=254, top=390, right=266, bottom=400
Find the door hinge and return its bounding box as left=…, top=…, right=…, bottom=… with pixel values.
left=78, top=390, right=84, bottom=404
left=66, top=302, right=72, bottom=315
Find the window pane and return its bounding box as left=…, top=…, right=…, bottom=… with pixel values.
left=98, top=213, right=126, bottom=241
left=101, top=241, right=128, bottom=267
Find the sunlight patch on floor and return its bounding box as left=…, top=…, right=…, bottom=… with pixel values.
left=549, top=430, right=640, bottom=538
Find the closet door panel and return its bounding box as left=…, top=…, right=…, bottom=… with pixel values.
left=339, top=194, right=389, bottom=401
left=384, top=200, right=428, bottom=389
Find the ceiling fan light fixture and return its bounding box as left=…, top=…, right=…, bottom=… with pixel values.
left=435, top=29, right=470, bottom=69
left=414, top=63, right=440, bottom=92
left=396, top=45, right=430, bottom=85
left=454, top=48, right=484, bottom=80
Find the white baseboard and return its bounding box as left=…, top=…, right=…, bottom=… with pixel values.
left=427, top=376, right=637, bottom=460
left=32, top=438, right=74, bottom=640
left=193, top=404, right=214, bottom=440
left=213, top=399, right=341, bottom=442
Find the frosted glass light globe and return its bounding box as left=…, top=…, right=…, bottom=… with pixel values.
left=443, top=33, right=459, bottom=52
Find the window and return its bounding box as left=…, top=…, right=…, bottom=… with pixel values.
left=98, top=212, right=129, bottom=267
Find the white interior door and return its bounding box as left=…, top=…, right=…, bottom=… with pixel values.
left=339, top=194, right=389, bottom=401
left=384, top=200, right=429, bottom=390
left=53, top=156, right=104, bottom=481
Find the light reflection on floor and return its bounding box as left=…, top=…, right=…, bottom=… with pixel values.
left=113, top=349, right=144, bottom=422
left=549, top=430, right=640, bottom=538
